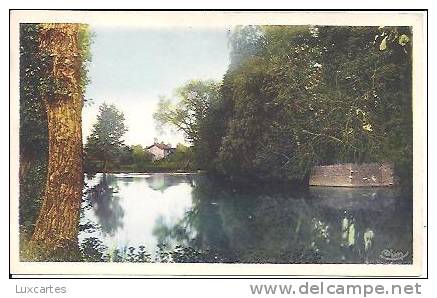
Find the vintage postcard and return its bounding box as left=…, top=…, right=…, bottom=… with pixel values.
left=9, top=10, right=427, bottom=277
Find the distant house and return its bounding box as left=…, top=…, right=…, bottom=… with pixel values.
left=146, top=142, right=175, bottom=161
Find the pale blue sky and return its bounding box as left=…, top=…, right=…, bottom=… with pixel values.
left=83, top=26, right=231, bottom=146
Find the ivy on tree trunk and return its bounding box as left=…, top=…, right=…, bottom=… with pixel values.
left=30, top=24, right=84, bottom=259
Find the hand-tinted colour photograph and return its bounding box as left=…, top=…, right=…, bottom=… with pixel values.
left=10, top=11, right=426, bottom=277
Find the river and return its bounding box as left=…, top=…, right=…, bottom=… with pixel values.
left=78, top=173, right=412, bottom=264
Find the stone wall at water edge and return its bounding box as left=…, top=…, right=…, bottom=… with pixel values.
left=309, top=162, right=395, bottom=187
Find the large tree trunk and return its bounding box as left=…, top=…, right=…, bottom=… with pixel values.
left=30, top=24, right=84, bottom=257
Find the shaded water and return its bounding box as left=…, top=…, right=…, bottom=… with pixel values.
left=79, top=173, right=412, bottom=264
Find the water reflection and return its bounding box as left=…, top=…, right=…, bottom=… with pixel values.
left=86, top=174, right=124, bottom=236
left=145, top=173, right=194, bottom=192
left=79, top=173, right=412, bottom=264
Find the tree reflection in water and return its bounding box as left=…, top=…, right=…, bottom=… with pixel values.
left=87, top=174, right=125, bottom=237
left=79, top=173, right=412, bottom=264
left=151, top=176, right=238, bottom=262
left=150, top=176, right=412, bottom=264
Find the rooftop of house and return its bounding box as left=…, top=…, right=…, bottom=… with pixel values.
left=147, top=142, right=173, bottom=150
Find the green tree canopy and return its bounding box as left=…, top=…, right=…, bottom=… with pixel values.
left=153, top=80, right=221, bottom=144
left=153, top=80, right=223, bottom=169
left=85, top=103, right=128, bottom=172
left=215, top=25, right=412, bottom=182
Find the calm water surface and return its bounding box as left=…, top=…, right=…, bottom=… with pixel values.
left=79, top=173, right=412, bottom=264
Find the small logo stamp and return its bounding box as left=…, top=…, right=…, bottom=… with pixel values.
left=379, top=249, right=409, bottom=261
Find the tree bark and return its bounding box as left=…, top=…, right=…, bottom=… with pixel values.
left=30, top=24, right=84, bottom=256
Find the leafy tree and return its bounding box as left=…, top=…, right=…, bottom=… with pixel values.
left=153, top=80, right=221, bottom=144
left=153, top=80, right=223, bottom=169
left=305, top=26, right=412, bottom=181
left=215, top=25, right=412, bottom=183
left=85, top=103, right=128, bottom=173
left=218, top=26, right=315, bottom=180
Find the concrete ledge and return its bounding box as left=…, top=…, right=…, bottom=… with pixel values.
left=309, top=162, right=395, bottom=187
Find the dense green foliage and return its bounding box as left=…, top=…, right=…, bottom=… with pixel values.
left=19, top=24, right=49, bottom=235
left=162, top=26, right=413, bottom=183
left=19, top=25, right=49, bottom=162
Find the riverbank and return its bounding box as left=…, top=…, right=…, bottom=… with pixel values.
left=85, top=162, right=410, bottom=192
left=86, top=163, right=197, bottom=174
